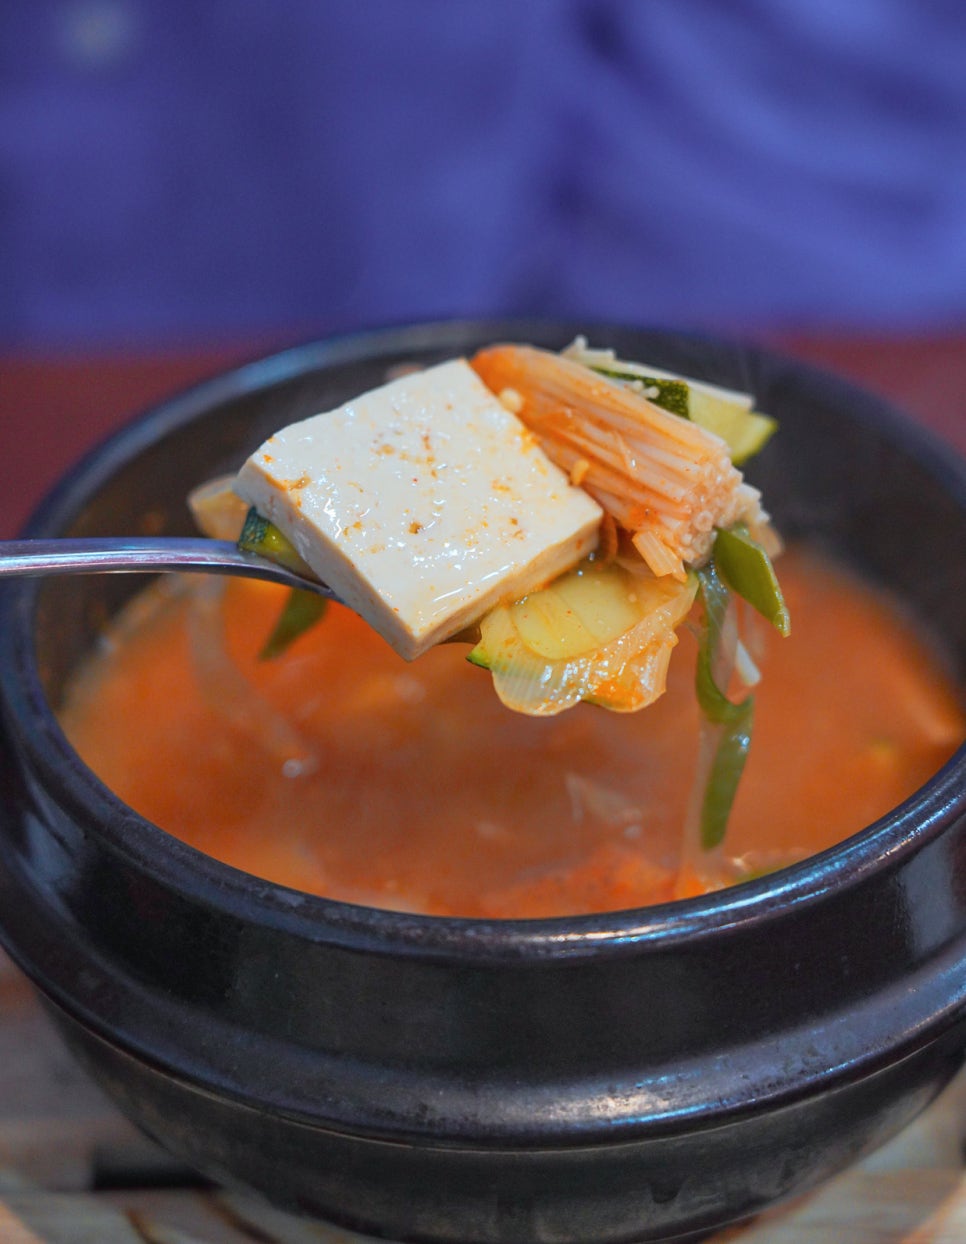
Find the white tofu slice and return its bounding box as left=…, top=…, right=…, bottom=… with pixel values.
left=235, top=359, right=602, bottom=659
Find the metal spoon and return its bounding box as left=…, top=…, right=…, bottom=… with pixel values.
left=0, top=537, right=343, bottom=602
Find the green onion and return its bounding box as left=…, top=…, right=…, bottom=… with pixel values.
left=694, top=566, right=755, bottom=850
left=712, top=524, right=790, bottom=637
left=238, top=508, right=328, bottom=659
left=259, top=589, right=328, bottom=661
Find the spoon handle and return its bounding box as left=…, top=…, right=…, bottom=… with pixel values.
left=0, top=537, right=341, bottom=600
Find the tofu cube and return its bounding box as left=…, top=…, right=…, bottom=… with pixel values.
left=234, top=359, right=602, bottom=659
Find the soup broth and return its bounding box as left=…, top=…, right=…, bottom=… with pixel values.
left=59, top=547, right=965, bottom=917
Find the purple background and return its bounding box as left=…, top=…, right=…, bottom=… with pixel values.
left=3, top=0, right=966, bottom=347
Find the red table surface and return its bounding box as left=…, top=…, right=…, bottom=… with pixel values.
left=1, top=332, right=964, bottom=540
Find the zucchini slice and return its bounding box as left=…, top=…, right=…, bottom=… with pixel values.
left=562, top=339, right=777, bottom=465
left=238, top=508, right=315, bottom=578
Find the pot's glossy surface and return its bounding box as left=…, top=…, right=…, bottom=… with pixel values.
left=0, top=322, right=965, bottom=1244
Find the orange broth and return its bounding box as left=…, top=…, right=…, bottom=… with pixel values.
left=59, top=546, right=965, bottom=917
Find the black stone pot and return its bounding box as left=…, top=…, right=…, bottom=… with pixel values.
left=0, top=322, right=964, bottom=1244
